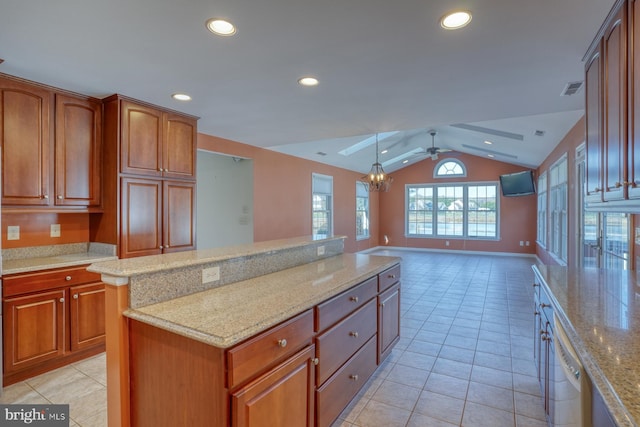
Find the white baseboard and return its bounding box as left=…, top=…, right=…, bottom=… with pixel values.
left=357, top=245, right=538, bottom=258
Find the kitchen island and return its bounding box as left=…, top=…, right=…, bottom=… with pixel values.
left=89, top=236, right=401, bottom=427
left=533, top=265, right=640, bottom=427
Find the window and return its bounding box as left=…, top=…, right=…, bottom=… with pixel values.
left=312, top=174, right=333, bottom=239
left=549, top=156, right=568, bottom=263
left=434, top=159, right=466, bottom=177
left=356, top=182, right=370, bottom=240
left=406, top=182, right=498, bottom=239
left=537, top=172, right=547, bottom=247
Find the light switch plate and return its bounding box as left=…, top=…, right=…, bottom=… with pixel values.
left=317, top=245, right=325, bottom=256
left=7, top=226, right=19, bottom=240
left=51, top=224, right=61, bottom=238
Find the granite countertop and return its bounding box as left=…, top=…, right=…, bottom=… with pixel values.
left=125, top=253, right=400, bottom=349
left=533, top=265, right=640, bottom=427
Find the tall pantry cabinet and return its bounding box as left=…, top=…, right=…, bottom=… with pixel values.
left=91, top=95, right=198, bottom=258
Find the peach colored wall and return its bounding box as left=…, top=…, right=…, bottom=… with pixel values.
left=197, top=133, right=380, bottom=253
left=377, top=152, right=537, bottom=254
left=535, top=117, right=585, bottom=267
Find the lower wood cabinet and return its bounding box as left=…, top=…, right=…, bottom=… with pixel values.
left=2, top=265, right=106, bottom=385
left=378, top=283, right=400, bottom=363
left=231, top=345, right=316, bottom=427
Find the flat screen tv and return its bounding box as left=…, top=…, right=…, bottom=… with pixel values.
left=499, top=170, right=535, bottom=197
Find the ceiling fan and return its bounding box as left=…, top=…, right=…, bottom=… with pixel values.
left=425, top=130, right=451, bottom=160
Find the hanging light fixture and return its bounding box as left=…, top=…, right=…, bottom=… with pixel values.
left=361, top=133, right=393, bottom=192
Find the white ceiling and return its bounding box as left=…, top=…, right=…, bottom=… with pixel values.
left=0, top=0, right=613, bottom=172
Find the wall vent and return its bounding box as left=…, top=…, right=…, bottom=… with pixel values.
left=316, top=151, right=327, bottom=156
left=534, top=130, right=545, bottom=137
left=561, top=81, right=583, bottom=96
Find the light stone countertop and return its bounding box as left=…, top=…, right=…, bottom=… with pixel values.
left=533, top=265, right=640, bottom=427
left=125, top=253, right=400, bottom=349
left=3, top=252, right=118, bottom=275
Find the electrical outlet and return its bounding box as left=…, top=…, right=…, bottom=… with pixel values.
left=51, top=224, right=61, bottom=238
left=526, top=241, right=530, bottom=246
left=317, top=245, right=325, bottom=256
left=7, top=226, right=19, bottom=240
left=519, top=241, right=524, bottom=246
left=202, top=266, right=220, bottom=284
left=445, top=241, right=450, bottom=247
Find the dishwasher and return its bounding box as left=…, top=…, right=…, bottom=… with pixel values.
left=553, top=314, right=591, bottom=427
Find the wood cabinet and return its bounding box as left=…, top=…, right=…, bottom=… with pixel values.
left=120, top=177, right=195, bottom=258
left=128, top=264, right=400, bottom=427
left=378, top=284, right=400, bottom=363
left=628, top=0, right=640, bottom=199
left=585, top=43, right=603, bottom=203
left=0, top=74, right=102, bottom=209
left=2, top=265, right=106, bottom=385
left=96, top=95, right=197, bottom=258
left=231, top=345, right=316, bottom=427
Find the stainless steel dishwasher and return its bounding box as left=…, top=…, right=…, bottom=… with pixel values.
left=553, top=314, right=591, bottom=427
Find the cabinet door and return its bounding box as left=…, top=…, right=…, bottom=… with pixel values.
left=586, top=46, right=604, bottom=203
left=69, top=283, right=105, bottom=351
left=232, top=345, right=315, bottom=427
left=163, top=180, right=196, bottom=253
left=3, top=289, right=66, bottom=373
left=55, top=94, right=102, bottom=206
left=121, top=100, right=163, bottom=177
left=121, top=177, right=162, bottom=258
left=163, top=113, right=196, bottom=179
left=603, top=6, right=628, bottom=201
left=377, top=284, right=400, bottom=363
left=629, top=0, right=640, bottom=198
left=0, top=78, right=52, bottom=205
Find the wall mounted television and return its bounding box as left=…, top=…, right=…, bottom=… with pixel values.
left=499, top=170, right=536, bottom=197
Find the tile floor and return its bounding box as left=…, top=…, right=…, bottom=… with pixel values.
left=0, top=250, right=546, bottom=427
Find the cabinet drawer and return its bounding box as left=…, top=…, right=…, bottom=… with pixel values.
left=316, top=337, right=377, bottom=427
left=3, top=266, right=101, bottom=297
left=316, top=298, right=377, bottom=386
left=378, top=264, right=400, bottom=292
left=227, top=309, right=314, bottom=389
left=315, top=276, right=377, bottom=332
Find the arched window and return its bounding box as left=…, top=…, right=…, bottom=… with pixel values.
left=434, top=159, right=466, bottom=178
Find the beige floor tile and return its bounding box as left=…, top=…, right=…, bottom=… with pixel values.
left=68, top=387, right=107, bottom=424
left=26, top=366, right=87, bottom=395
left=40, top=375, right=104, bottom=404
left=462, top=401, right=516, bottom=427
left=466, top=381, right=515, bottom=412
left=385, top=363, right=429, bottom=389
left=513, top=391, right=547, bottom=421
left=413, top=390, right=465, bottom=425
left=76, top=408, right=107, bottom=427
left=370, top=380, right=421, bottom=411
left=407, top=412, right=458, bottom=427
left=424, top=372, right=469, bottom=400
left=353, top=400, right=411, bottom=427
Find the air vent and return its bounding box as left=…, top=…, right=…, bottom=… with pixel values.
left=534, top=130, right=545, bottom=137
left=316, top=151, right=327, bottom=156
left=561, top=81, right=583, bottom=96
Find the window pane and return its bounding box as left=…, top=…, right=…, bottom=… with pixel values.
left=407, top=186, right=433, bottom=235
left=356, top=181, right=370, bottom=239
left=468, top=185, right=497, bottom=237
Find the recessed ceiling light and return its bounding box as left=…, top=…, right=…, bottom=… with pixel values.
left=206, top=18, right=236, bottom=36
left=381, top=149, right=388, bottom=154
left=402, top=159, right=409, bottom=164
left=172, top=93, right=192, bottom=101
left=484, top=140, right=492, bottom=145
left=298, top=77, right=319, bottom=87
left=440, top=11, right=472, bottom=30
left=487, top=154, right=495, bottom=158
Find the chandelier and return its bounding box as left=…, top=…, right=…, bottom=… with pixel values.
left=361, top=133, right=393, bottom=192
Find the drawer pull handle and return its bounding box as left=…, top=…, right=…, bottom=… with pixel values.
left=349, top=296, right=359, bottom=303
left=73, top=294, right=79, bottom=300
left=388, top=274, right=396, bottom=279
left=540, top=303, right=551, bottom=309
left=532, top=283, right=539, bottom=288
left=349, top=331, right=359, bottom=338
left=57, top=195, right=63, bottom=199
left=349, top=374, right=359, bottom=381
left=59, top=298, right=65, bottom=303
left=277, top=339, right=287, bottom=348
left=312, top=358, right=319, bottom=366
left=65, top=276, right=72, bottom=281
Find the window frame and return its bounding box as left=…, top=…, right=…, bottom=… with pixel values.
left=434, top=159, right=467, bottom=178
left=548, top=154, right=568, bottom=264
left=355, top=181, right=370, bottom=240
left=405, top=181, right=500, bottom=240
left=312, top=173, right=333, bottom=240
left=537, top=172, right=548, bottom=248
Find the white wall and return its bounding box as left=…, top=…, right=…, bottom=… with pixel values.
left=196, top=150, right=254, bottom=249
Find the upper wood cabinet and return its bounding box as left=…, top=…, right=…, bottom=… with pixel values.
left=585, top=46, right=603, bottom=203
left=0, top=74, right=102, bottom=209
left=0, top=77, right=52, bottom=205
left=628, top=0, right=640, bottom=199
left=120, top=99, right=196, bottom=180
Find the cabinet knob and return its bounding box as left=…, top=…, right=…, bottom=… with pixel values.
left=349, top=296, right=359, bottom=303
left=532, top=283, right=539, bottom=288
left=540, top=303, right=551, bottom=309
left=388, top=274, right=396, bottom=279
left=43, top=194, right=49, bottom=199
left=65, top=276, right=72, bottom=281
left=311, top=358, right=319, bottom=366
left=73, top=294, right=79, bottom=300
left=349, top=374, right=359, bottom=381
left=277, top=339, right=287, bottom=348
left=57, top=195, right=63, bottom=199
left=349, top=331, right=359, bottom=338
left=59, top=298, right=65, bottom=303
left=165, top=245, right=170, bottom=248
left=159, top=245, right=164, bottom=250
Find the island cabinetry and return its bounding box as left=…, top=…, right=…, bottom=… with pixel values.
left=96, top=95, right=197, bottom=258
left=0, top=74, right=102, bottom=209
left=2, top=265, right=105, bottom=385
left=377, top=264, right=401, bottom=363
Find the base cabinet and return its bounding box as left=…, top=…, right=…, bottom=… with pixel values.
left=2, top=265, right=106, bottom=385
left=378, top=284, right=400, bottom=363
left=232, top=345, right=316, bottom=427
